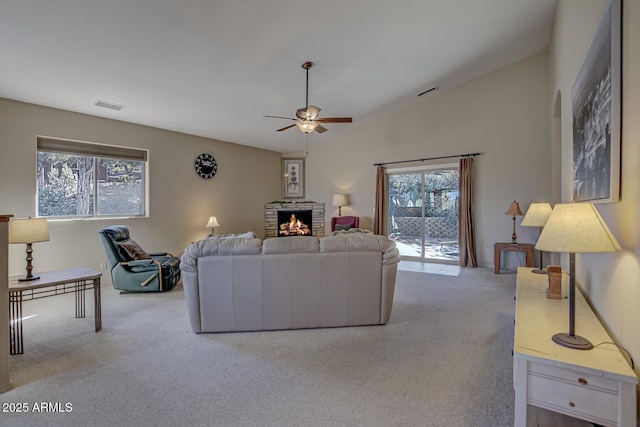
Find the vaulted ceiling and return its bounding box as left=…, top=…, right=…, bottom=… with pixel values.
left=0, top=0, right=557, bottom=153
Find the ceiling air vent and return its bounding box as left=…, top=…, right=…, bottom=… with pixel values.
left=95, top=99, right=124, bottom=111
left=417, top=86, right=438, bottom=97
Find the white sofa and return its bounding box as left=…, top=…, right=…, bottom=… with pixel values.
left=180, top=230, right=400, bottom=333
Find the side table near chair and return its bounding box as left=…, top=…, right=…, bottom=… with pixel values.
left=494, top=242, right=533, bottom=274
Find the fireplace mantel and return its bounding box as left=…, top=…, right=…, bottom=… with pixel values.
left=265, top=202, right=325, bottom=238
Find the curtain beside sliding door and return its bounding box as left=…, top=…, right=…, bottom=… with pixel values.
left=458, top=157, right=477, bottom=267
left=373, top=166, right=387, bottom=236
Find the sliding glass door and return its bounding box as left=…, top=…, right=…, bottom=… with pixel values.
left=387, top=165, right=459, bottom=263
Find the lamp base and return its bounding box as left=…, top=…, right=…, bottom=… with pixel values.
left=552, top=333, right=593, bottom=350
left=531, top=268, right=547, bottom=274
left=18, top=275, right=40, bottom=282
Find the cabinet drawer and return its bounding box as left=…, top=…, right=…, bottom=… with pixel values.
left=530, top=363, right=618, bottom=392
left=528, top=371, right=617, bottom=425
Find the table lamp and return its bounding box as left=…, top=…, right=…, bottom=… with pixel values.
left=505, top=201, right=523, bottom=244
left=9, top=217, right=50, bottom=281
left=332, top=194, right=349, bottom=216
left=535, top=202, right=620, bottom=350
left=206, top=216, right=221, bottom=236
left=521, top=202, right=553, bottom=274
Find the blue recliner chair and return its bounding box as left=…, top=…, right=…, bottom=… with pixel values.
left=98, top=225, right=180, bottom=292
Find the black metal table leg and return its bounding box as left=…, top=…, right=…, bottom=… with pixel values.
left=9, top=291, right=23, bottom=355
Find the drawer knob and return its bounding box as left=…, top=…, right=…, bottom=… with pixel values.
left=578, top=377, right=588, bottom=385
left=569, top=402, right=575, bottom=407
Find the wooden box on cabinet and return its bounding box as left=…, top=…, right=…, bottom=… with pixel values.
left=546, top=265, right=562, bottom=299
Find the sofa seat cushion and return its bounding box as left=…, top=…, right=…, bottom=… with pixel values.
left=262, top=236, right=320, bottom=254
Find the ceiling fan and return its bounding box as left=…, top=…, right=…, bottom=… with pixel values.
left=265, top=61, right=353, bottom=134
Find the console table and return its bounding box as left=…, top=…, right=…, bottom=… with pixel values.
left=494, top=242, right=533, bottom=274
left=513, top=267, right=637, bottom=426
left=9, top=267, right=102, bottom=355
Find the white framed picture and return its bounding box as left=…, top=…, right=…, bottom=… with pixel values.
left=282, top=158, right=305, bottom=199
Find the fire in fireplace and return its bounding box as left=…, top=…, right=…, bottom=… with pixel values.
left=278, top=210, right=312, bottom=236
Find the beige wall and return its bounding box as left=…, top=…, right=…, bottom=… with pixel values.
left=550, top=0, right=640, bottom=389
left=293, top=51, right=552, bottom=267
left=0, top=98, right=281, bottom=282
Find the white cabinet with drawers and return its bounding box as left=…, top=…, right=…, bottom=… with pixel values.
left=513, top=267, right=637, bottom=426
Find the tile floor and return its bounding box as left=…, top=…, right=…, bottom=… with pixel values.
left=398, top=260, right=463, bottom=276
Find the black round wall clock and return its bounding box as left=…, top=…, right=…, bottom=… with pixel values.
left=194, top=153, right=218, bottom=179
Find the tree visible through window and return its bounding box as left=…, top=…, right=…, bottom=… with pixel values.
left=37, top=138, right=146, bottom=218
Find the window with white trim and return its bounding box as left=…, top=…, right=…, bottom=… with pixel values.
left=37, top=137, right=148, bottom=218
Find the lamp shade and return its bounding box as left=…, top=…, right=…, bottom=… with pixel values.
left=9, top=217, right=50, bottom=244
left=505, top=201, right=523, bottom=216
left=521, top=202, right=552, bottom=227
left=205, top=216, right=220, bottom=228
left=535, top=203, right=620, bottom=253
left=332, top=194, right=348, bottom=207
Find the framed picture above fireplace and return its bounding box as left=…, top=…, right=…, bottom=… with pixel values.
left=282, top=158, right=305, bottom=199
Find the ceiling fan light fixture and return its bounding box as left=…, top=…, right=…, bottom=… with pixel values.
left=265, top=60, right=352, bottom=134
left=296, top=121, right=318, bottom=134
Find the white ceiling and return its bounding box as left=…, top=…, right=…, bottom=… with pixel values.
left=0, top=0, right=557, bottom=153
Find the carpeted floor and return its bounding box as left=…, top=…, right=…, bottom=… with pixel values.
left=3, top=267, right=518, bottom=427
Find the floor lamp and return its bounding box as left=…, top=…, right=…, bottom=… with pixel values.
left=521, top=202, right=552, bottom=274
left=535, top=203, right=620, bottom=350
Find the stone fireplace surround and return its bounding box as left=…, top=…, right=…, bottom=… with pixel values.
left=265, top=202, right=325, bottom=238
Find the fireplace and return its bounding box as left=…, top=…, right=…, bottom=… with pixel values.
left=265, top=202, right=324, bottom=238
left=277, top=210, right=312, bottom=236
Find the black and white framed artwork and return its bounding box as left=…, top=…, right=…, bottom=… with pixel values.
left=572, top=0, right=621, bottom=203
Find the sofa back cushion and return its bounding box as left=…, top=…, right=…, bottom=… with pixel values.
left=320, top=230, right=392, bottom=253
left=181, top=237, right=263, bottom=272
left=262, top=236, right=320, bottom=254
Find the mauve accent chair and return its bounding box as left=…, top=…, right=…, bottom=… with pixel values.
left=330, top=216, right=360, bottom=232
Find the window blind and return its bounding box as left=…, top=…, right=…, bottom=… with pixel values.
left=37, top=137, right=147, bottom=161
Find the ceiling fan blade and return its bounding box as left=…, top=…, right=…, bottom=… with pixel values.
left=264, top=115, right=297, bottom=121
left=276, top=124, right=297, bottom=132
left=306, top=105, right=321, bottom=120
left=295, top=105, right=321, bottom=120
left=314, top=124, right=328, bottom=133
left=314, top=117, right=353, bottom=123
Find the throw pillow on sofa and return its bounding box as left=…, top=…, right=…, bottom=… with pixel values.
left=120, top=240, right=152, bottom=260
left=334, top=224, right=352, bottom=231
